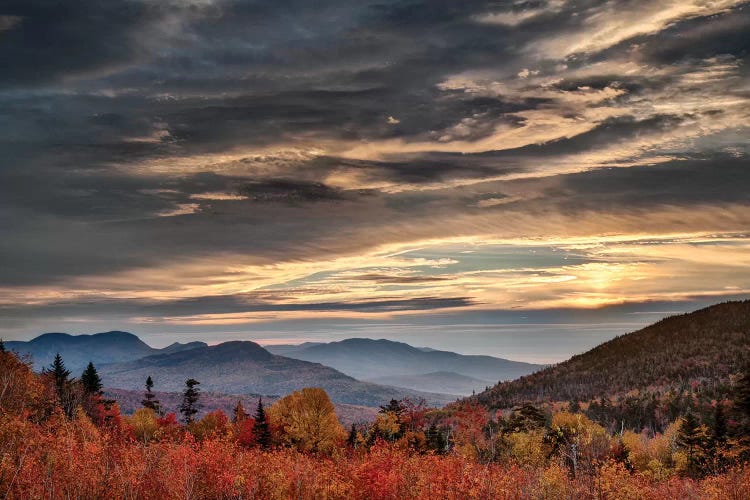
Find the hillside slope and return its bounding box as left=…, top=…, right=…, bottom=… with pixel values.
left=267, top=338, right=542, bottom=382
left=99, top=341, right=454, bottom=407
left=471, top=301, right=750, bottom=416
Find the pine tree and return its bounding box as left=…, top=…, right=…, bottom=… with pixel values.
left=734, top=367, right=750, bottom=435
left=347, top=423, right=358, bottom=448
left=179, top=378, right=201, bottom=424
left=253, top=397, right=271, bottom=449
left=0, top=338, right=5, bottom=352
left=379, top=399, right=405, bottom=417
left=711, top=403, right=727, bottom=446
left=81, top=362, right=102, bottom=395
left=426, top=423, right=446, bottom=453
left=48, top=353, right=71, bottom=394
left=510, top=403, right=547, bottom=432
left=46, top=353, right=74, bottom=417
left=677, top=412, right=705, bottom=476
left=142, top=376, right=161, bottom=414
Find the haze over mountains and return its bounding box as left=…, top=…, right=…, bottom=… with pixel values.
left=266, top=338, right=542, bottom=395
left=6, top=332, right=481, bottom=407
left=98, top=341, right=454, bottom=407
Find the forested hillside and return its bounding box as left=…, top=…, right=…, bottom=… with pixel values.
left=3, top=338, right=750, bottom=498
left=471, top=301, right=750, bottom=431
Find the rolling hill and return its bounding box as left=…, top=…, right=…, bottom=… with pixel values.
left=98, top=340, right=455, bottom=407
left=266, top=338, right=542, bottom=386
left=5, top=331, right=206, bottom=374
left=468, top=300, right=750, bottom=430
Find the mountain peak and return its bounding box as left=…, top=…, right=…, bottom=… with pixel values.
left=208, top=340, right=273, bottom=361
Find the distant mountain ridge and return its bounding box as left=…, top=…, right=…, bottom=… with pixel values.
left=5, top=331, right=207, bottom=374
left=469, top=300, right=750, bottom=412
left=266, top=338, right=542, bottom=393
left=6, top=330, right=456, bottom=407
left=98, top=340, right=455, bottom=407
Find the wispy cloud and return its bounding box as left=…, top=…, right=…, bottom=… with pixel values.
left=1, top=0, right=749, bottom=352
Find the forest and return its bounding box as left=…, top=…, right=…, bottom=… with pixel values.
left=2, top=341, right=750, bottom=499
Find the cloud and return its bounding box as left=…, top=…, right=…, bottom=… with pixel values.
left=1, top=0, right=749, bottom=343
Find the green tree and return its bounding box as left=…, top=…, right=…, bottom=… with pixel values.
left=509, top=403, right=547, bottom=432
left=179, top=378, right=201, bottom=424
left=142, top=376, right=161, bottom=414
left=677, top=412, right=705, bottom=476
left=48, top=353, right=71, bottom=396
left=347, top=423, right=358, bottom=448
left=734, top=367, right=750, bottom=434
left=81, top=362, right=102, bottom=395
left=45, top=353, right=75, bottom=417
left=711, top=403, right=727, bottom=446
left=253, top=397, right=271, bottom=449
left=426, top=423, right=446, bottom=453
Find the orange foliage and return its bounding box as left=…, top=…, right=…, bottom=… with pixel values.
left=2, top=350, right=750, bottom=499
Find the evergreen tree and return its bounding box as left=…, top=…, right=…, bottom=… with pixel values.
left=677, top=412, right=704, bottom=476
left=379, top=399, right=405, bottom=417
left=0, top=338, right=5, bottom=352
left=48, top=353, right=71, bottom=395
left=510, top=403, right=547, bottom=432
left=711, top=403, right=728, bottom=446
left=253, top=397, right=272, bottom=449
left=347, top=423, right=358, bottom=448
left=46, top=353, right=74, bottom=417
left=81, top=362, right=102, bottom=395
left=734, top=366, right=750, bottom=435
left=426, top=423, right=446, bottom=453
left=142, top=376, right=161, bottom=414
left=179, top=378, right=201, bottom=424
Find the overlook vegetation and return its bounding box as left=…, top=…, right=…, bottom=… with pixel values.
left=2, top=310, right=750, bottom=499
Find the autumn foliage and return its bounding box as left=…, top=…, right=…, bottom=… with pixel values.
left=2, top=348, right=750, bottom=499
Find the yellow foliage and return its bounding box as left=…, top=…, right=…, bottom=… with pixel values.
left=507, top=429, right=548, bottom=468
left=269, top=387, right=346, bottom=454
left=537, top=463, right=574, bottom=499
left=597, top=461, right=641, bottom=499
left=621, top=424, right=679, bottom=478
left=374, top=412, right=401, bottom=440
left=127, top=407, right=159, bottom=443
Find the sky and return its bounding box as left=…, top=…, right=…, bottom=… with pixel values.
left=1, top=0, right=749, bottom=363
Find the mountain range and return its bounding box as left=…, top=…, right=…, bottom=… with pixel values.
left=5, top=332, right=463, bottom=407
left=266, top=338, right=543, bottom=395
left=98, top=341, right=455, bottom=407
left=5, top=331, right=206, bottom=374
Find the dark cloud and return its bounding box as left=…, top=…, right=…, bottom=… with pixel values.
left=0, top=293, right=474, bottom=324
left=1, top=0, right=749, bottom=339
left=551, top=154, right=750, bottom=209
left=0, top=0, right=205, bottom=88
left=236, top=179, right=347, bottom=203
